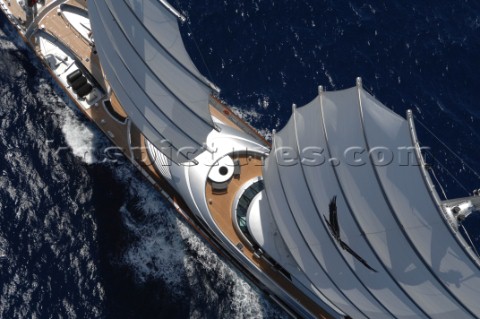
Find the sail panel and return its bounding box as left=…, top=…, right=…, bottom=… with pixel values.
left=360, top=89, right=480, bottom=314
left=106, top=0, right=214, bottom=123
left=270, top=95, right=450, bottom=318
left=94, top=0, right=211, bottom=134
left=294, top=99, right=432, bottom=318
left=263, top=147, right=369, bottom=319
left=124, top=0, right=216, bottom=91
left=97, top=47, right=187, bottom=159
left=245, top=190, right=347, bottom=315
left=271, top=110, right=403, bottom=319
left=321, top=87, right=472, bottom=316
left=263, top=84, right=480, bottom=318
left=89, top=1, right=194, bottom=162
left=88, top=0, right=215, bottom=162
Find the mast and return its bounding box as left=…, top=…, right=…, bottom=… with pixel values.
left=26, top=0, right=36, bottom=25
left=159, top=0, right=186, bottom=22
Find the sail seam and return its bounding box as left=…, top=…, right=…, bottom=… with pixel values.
left=95, top=42, right=190, bottom=163
left=91, top=0, right=204, bottom=146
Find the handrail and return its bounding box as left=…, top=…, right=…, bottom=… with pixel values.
left=231, top=176, right=263, bottom=250
left=26, top=0, right=65, bottom=38
left=209, top=95, right=271, bottom=147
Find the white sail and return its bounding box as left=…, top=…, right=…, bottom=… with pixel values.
left=262, top=82, right=480, bottom=318
left=88, top=0, right=218, bottom=163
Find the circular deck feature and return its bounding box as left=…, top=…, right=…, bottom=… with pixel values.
left=208, top=155, right=234, bottom=183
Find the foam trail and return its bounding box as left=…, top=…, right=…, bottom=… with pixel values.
left=0, top=22, right=107, bottom=318
left=58, top=110, right=98, bottom=164
left=113, top=164, right=288, bottom=318
left=0, top=22, right=27, bottom=51
left=177, top=217, right=288, bottom=318
left=0, top=235, right=7, bottom=260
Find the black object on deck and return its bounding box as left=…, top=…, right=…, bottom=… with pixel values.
left=67, top=69, right=83, bottom=85
left=71, top=76, right=87, bottom=91
left=76, top=83, right=93, bottom=98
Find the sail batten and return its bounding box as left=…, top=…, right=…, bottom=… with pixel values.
left=263, top=85, right=480, bottom=318
left=267, top=95, right=444, bottom=318
left=97, top=47, right=194, bottom=161
left=360, top=90, right=480, bottom=313
left=294, top=104, right=412, bottom=317
left=88, top=0, right=204, bottom=162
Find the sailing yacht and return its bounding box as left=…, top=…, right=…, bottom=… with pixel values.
left=1, top=0, right=479, bottom=318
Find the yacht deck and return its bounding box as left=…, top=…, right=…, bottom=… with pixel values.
left=109, top=92, right=128, bottom=119
left=3, top=0, right=26, bottom=23
left=205, top=157, right=331, bottom=318
left=206, top=155, right=264, bottom=249
left=86, top=96, right=130, bottom=153
left=35, top=0, right=106, bottom=90
left=209, top=96, right=268, bottom=146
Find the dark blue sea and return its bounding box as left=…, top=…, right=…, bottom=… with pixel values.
left=0, top=1, right=479, bottom=318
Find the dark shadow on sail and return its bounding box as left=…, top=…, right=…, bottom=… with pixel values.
left=323, top=196, right=377, bottom=273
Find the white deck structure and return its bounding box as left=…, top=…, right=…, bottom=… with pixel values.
left=36, top=31, right=102, bottom=109
left=59, top=4, right=92, bottom=44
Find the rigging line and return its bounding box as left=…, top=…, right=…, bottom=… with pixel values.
left=461, top=224, right=480, bottom=259
left=426, top=151, right=449, bottom=200
left=426, top=150, right=471, bottom=195
left=431, top=168, right=448, bottom=200
left=184, top=19, right=216, bottom=92
left=414, top=116, right=480, bottom=181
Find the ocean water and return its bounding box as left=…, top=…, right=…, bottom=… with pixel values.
left=0, top=1, right=479, bottom=318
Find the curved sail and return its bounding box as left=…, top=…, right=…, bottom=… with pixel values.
left=262, top=81, right=480, bottom=318
left=87, top=0, right=218, bottom=163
